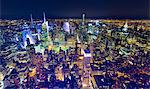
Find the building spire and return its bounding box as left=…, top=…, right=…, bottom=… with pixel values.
left=30, top=14, right=33, bottom=25
left=82, top=13, right=85, bottom=25
left=43, top=12, right=46, bottom=23
left=123, top=21, right=128, bottom=31
left=77, top=34, right=81, bottom=43
left=124, top=21, right=128, bottom=28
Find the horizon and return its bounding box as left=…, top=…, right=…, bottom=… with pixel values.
left=1, top=15, right=150, bottom=20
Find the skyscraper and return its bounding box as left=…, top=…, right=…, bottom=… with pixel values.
left=42, top=12, right=50, bottom=40
left=22, top=22, right=35, bottom=48
left=122, top=21, right=128, bottom=32
left=82, top=13, right=85, bottom=25
left=63, top=21, right=70, bottom=33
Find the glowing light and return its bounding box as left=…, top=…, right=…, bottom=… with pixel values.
left=77, top=34, right=81, bottom=43
left=81, top=49, right=92, bottom=57
left=48, top=45, right=53, bottom=51
left=88, top=23, right=92, bottom=26
left=60, top=45, right=68, bottom=51
left=0, top=72, right=4, bottom=81
left=82, top=83, right=88, bottom=87
left=102, top=24, right=106, bottom=27
left=35, top=44, right=44, bottom=54
left=22, top=23, right=35, bottom=48
left=127, top=38, right=137, bottom=44
left=29, top=68, right=36, bottom=77
left=0, top=80, right=4, bottom=89
left=123, top=22, right=128, bottom=31
left=95, top=20, right=99, bottom=25
left=55, top=67, right=64, bottom=81
left=79, top=56, right=84, bottom=60
left=26, top=34, right=35, bottom=44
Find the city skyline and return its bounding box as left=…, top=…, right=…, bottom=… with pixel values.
left=0, top=0, right=150, bottom=89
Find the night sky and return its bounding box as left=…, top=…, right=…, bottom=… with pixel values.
left=1, top=0, right=150, bottom=19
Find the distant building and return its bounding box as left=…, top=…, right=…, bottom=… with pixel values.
left=3, top=29, right=16, bottom=43
left=122, top=21, right=128, bottom=32
left=87, top=23, right=94, bottom=34
left=63, top=21, right=70, bottom=33
left=82, top=14, right=85, bottom=25
left=42, top=12, right=50, bottom=40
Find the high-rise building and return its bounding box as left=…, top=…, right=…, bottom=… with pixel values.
left=42, top=12, right=50, bottom=40
left=63, top=21, right=70, bottom=33
left=122, top=21, right=128, bottom=32
left=82, top=14, right=85, bottom=25
left=22, top=22, right=35, bottom=48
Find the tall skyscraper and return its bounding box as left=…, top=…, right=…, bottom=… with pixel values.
left=43, top=12, right=46, bottom=23
left=63, top=21, right=70, bottom=33
left=82, top=13, right=85, bottom=25
left=22, top=22, right=35, bottom=48
left=122, top=21, right=128, bottom=32
left=42, top=12, right=50, bottom=40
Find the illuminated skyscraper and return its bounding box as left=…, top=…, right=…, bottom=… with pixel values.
left=82, top=13, right=85, bottom=25
left=87, top=23, right=93, bottom=34
left=77, top=34, right=81, bottom=43
left=122, top=21, right=128, bottom=32
left=63, top=21, right=70, bottom=33
left=43, top=12, right=46, bottom=23
left=22, top=22, right=35, bottom=48
left=42, top=12, right=50, bottom=40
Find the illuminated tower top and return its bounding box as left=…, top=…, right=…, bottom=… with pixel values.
left=123, top=21, right=128, bottom=31
left=124, top=21, right=128, bottom=28
left=82, top=13, right=85, bottom=25
left=77, top=34, right=81, bottom=43
left=43, top=12, right=46, bottom=23
left=42, top=12, right=50, bottom=40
